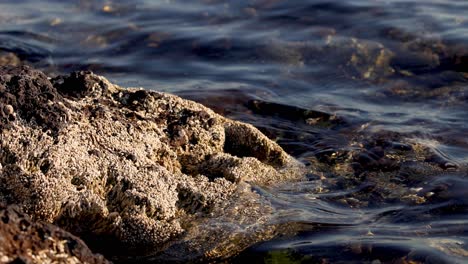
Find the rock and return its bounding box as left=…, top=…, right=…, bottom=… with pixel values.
left=258, top=36, right=395, bottom=82
left=0, top=66, right=305, bottom=262
left=0, top=66, right=69, bottom=133
left=0, top=52, right=21, bottom=67
left=0, top=204, right=109, bottom=264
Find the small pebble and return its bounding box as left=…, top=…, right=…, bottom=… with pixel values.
left=102, top=5, right=113, bottom=13
left=410, top=187, right=423, bottom=193
left=425, top=192, right=435, bottom=198
left=4, top=104, right=14, bottom=115
left=50, top=18, right=62, bottom=26
left=243, top=7, right=257, bottom=17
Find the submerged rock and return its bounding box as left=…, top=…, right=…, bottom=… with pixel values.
left=0, top=52, right=21, bottom=67
left=0, top=66, right=305, bottom=262
left=0, top=204, right=109, bottom=264
left=182, top=88, right=468, bottom=209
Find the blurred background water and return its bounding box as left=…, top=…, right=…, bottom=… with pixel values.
left=1, top=0, right=467, bottom=263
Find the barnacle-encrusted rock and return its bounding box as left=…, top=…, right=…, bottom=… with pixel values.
left=0, top=204, right=109, bottom=264
left=0, top=66, right=305, bottom=262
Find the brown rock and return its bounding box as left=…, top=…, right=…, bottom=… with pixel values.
left=0, top=66, right=305, bottom=262
left=0, top=66, right=69, bottom=133
left=0, top=204, right=109, bottom=264
left=0, top=52, right=21, bottom=67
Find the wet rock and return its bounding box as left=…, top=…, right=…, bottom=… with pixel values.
left=258, top=36, right=395, bottom=82
left=0, top=204, right=109, bottom=264
left=180, top=84, right=466, bottom=209
left=340, top=38, right=395, bottom=81
left=247, top=100, right=345, bottom=127
left=306, top=128, right=468, bottom=207
left=0, top=66, right=305, bottom=262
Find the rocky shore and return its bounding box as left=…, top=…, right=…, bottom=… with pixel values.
left=0, top=66, right=305, bottom=263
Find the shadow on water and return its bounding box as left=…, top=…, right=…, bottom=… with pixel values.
left=1, top=0, right=468, bottom=262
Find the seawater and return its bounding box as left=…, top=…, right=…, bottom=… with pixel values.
left=0, top=0, right=467, bottom=263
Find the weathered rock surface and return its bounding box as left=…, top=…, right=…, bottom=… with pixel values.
left=0, top=66, right=305, bottom=262
left=0, top=204, right=109, bottom=264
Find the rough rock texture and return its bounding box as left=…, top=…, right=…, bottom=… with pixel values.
left=0, top=66, right=305, bottom=262
left=0, top=66, right=68, bottom=133
left=0, top=204, right=109, bottom=264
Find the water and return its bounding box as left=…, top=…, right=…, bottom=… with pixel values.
left=1, top=0, right=467, bottom=263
